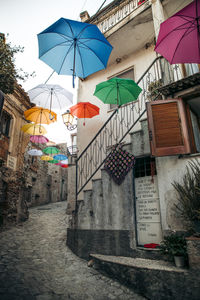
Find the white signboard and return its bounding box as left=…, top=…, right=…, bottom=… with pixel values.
left=7, top=155, right=17, bottom=171
left=135, top=176, right=162, bottom=245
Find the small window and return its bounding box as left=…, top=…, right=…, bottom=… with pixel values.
left=0, top=110, right=12, bottom=137
left=134, top=156, right=156, bottom=178
left=109, top=68, right=134, bottom=110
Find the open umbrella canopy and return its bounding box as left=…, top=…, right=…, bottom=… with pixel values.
left=28, top=84, right=73, bottom=112
left=61, top=164, right=69, bottom=168
left=155, top=0, right=200, bottom=64
left=30, top=135, right=49, bottom=144
left=24, top=107, right=57, bottom=125
left=94, top=77, right=142, bottom=106
left=43, top=146, right=60, bottom=155
left=70, top=102, right=99, bottom=125
left=27, top=149, right=43, bottom=156
left=60, top=159, right=68, bottom=164
left=53, top=154, right=68, bottom=161
left=48, top=159, right=59, bottom=164
left=37, top=18, right=113, bottom=87
left=41, top=155, right=53, bottom=161
left=21, top=123, right=47, bottom=135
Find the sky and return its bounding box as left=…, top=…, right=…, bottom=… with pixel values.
left=1, top=0, right=113, bottom=144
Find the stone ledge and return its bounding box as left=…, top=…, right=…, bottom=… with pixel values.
left=90, top=254, right=186, bottom=273
left=89, top=254, right=199, bottom=300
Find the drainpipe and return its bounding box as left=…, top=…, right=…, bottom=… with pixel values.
left=150, top=0, right=165, bottom=40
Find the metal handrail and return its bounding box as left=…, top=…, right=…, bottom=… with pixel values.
left=75, top=56, right=198, bottom=204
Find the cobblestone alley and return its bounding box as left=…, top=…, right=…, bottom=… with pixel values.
left=0, top=202, right=146, bottom=300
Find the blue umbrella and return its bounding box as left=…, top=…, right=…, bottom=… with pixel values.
left=38, top=18, right=113, bottom=87
left=53, top=154, right=68, bottom=161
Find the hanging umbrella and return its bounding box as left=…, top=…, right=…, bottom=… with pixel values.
left=41, top=155, right=53, bottom=161
left=94, top=78, right=142, bottom=106
left=21, top=123, right=47, bottom=135
left=27, top=149, right=43, bottom=156
left=37, top=18, right=113, bottom=87
left=24, top=107, right=57, bottom=124
left=46, top=140, right=56, bottom=146
left=61, top=164, right=69, bottom=168
left=155, top=0, right=200, bottom=64
left=43, top=146, right=60, bottom=155
left=48, top=159, right=59, bottom=164
left=70, top=102, right=99, bottom=126
left=28, top=84, right=73, bottom=112
left=30, top=135, right=49, bottom=144
left=53, top=154, right=68, bottom=161
left=60, top=159, right=68, bottom=164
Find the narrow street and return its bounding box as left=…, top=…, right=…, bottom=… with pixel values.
left=0, top=202, right=145, bottom=300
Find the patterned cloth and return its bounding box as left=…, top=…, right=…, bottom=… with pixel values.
left=104, top=147, right=135, bottom=185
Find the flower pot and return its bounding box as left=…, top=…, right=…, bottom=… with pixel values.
left=174, top=255, right=185, bottom=268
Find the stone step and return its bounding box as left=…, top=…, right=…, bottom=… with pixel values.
left=89, top=254, right=199, bottom=300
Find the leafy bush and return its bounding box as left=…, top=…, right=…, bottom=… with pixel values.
left=172, top=160, right=200, bottom=225
left=160, top=233, right=187, bottom=258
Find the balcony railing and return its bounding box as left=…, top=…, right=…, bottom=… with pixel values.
left=76, top=57, right=200, bottom=205
left=97, top=0, right=148, bottom=34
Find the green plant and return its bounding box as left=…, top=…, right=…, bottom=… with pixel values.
left=160, top=233, right=187, bottom=258
left=172, top=160, right=200, bottom=226
left=147, top=79, right=163, bottom=100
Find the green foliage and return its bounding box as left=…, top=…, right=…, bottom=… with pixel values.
left=0, top=36, right=35, bottom=94
left=147, top=79, right=163, bottom=100
left=172, top=160, right=200, bottom=225
left=160, top=233, right=187, bottom=258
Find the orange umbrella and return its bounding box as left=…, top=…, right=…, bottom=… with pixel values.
left=24, top=106, right=57, bottom=125
left=70, top=102, right=99, bottom=126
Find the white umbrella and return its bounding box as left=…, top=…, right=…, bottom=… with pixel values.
left=27, top=149, right=43, bottom=156
left=28, top=84, right=73, bottom=112
left=60, top=159, right=68, bottom=164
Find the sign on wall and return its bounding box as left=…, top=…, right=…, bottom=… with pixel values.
left=135, top=176, right=162, bottom=245
left=7, top=155, right=17, bottom=171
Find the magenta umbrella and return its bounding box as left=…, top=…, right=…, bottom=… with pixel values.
left=155, top=0, right=200, bottom=64
left=30, top=135, right=49, bottom=144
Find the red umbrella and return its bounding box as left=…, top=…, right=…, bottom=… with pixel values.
left=155, top=0, right=200, bottom=64
left=70, top=102, right=99, bottom=126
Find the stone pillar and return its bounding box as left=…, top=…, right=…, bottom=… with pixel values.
left=150, top=0, right=165, bottom=39
left=186, top=236, right=200, bottom=270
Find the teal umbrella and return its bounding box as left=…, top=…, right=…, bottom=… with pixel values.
left=43, top=146, right=60, bottom=155
left=94, top=77, right=142, bottom=106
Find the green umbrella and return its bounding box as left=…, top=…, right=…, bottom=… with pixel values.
left=48, top=159, right=59, bottom=164
left=94, top=77, right=142, bottom=106
left=43, top=146, right=60, bottom=155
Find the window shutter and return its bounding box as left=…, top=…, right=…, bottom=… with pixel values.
left=147, top=99, right=192, bottom=156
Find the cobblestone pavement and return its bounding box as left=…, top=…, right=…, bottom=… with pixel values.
left=0, top=201, right=146, bottom=300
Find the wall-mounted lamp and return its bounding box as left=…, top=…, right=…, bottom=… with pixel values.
left=62, top=110, right=77, bottom=131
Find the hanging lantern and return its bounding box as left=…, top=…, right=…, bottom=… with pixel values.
left=62, top=110, right=77, bottom=131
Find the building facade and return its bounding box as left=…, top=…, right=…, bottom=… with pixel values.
left=67, top=0, right=200, bottom=259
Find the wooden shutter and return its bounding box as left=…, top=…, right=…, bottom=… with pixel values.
left=147, top=99, right=192, bottom=157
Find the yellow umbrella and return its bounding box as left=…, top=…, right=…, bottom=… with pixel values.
left=24, top=106, right=57, bottom=124
left=21, top=123, right=47, bottom=135
left=40, top=155, right=53, bottom=161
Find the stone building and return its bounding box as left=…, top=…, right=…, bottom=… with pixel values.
left=23, top=142, right=68, bottom=208
left=0, top=83, right=32, bottom=224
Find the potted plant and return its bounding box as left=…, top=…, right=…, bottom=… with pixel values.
left=172, top=159, right=200, bottom=236
left=160, top=233, right=187, bottom=267
left=147, top=79, right=163, bottom=100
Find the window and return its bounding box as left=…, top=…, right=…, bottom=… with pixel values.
left=134, top=156, right=156, bottom=178
left=0, top=110, right=12, bottom=137
left=109, top=68, right=134, bottom=110
left=147, top=98, right=200, bottom=157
